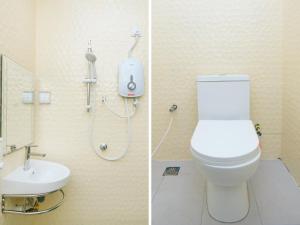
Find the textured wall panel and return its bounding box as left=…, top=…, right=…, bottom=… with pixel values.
left=282, top=1, right=300, bottom=184
left=34, top=0, right=148, bottom=225
left=152, top=0, right=283, bottom=160
left=0, top=0, right=36, bottom=224
left=0, top=0, right=35, bottom=71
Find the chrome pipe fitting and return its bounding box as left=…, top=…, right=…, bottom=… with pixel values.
left=169, top=104, right=178, bottom=112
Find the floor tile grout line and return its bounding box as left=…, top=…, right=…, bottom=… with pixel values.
left=152, top=172, right=166, bottom=201
left=200, top=178, right=207, bottom=225
left=279, top=158, right=300, bottom=188
left=249, top=179, right=264, bottom=225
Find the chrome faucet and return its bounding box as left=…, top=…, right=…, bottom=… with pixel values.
left=24, top=145, right=46, bottom=171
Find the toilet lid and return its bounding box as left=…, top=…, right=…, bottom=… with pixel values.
left=191, top=120, right=259, bottom=164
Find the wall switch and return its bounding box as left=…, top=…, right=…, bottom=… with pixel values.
left=22, top=91, right=34, bottom=104
left=39, top=91, right=51, bottom=104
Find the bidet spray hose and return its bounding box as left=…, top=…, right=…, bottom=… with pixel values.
left=152, top=116, right=174, bottom=157
left=152, top=104, right=177, bottom=157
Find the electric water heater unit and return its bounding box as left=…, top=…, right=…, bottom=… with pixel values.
left=118, top=58, right=144, bottom=98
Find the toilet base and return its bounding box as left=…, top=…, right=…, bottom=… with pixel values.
left=206, top=181, right=249, bottom=223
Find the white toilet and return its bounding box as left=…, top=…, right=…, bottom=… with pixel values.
left=191, top=75, right=260, bottom=223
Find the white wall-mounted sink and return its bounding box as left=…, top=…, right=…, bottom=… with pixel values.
left=1, top=160, right=70, bottom=195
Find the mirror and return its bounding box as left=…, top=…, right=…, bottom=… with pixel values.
left=1, top=55, right=34, bottom=155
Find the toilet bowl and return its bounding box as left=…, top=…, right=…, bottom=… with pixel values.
left=191, top=120, right=260, bottom=222
left=192, top=74, right=260, bottom=222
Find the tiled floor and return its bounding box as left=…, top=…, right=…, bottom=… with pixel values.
left=152, top=160, right=300, bottom=225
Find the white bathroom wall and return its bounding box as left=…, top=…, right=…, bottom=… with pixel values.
left=152, top=0, right=283, bottom=160
left=0, top=0, right=36, bottom=224
left=34, top=0, right=148, bottom=225
left=282, top=0, right=300, bottom=184
left=0, top=0, right=35, bottom=72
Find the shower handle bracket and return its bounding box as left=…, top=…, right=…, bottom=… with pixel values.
left=83, top=78, right=97, bottom=83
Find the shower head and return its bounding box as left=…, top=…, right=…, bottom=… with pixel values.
left=85, top=51, right=97, bottom=63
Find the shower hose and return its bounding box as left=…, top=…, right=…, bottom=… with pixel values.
left=90, top=34, right=140, bottom=161
left=90, top=97, right=137, bottom=161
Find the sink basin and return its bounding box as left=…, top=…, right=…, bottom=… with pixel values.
left=1, top=160, right=70, bottom=195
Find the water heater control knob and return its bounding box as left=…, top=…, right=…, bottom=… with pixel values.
left=127, top=75, right=136, bottom=90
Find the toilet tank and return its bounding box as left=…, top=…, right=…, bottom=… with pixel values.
left=197, top=74, right=250, bottom=120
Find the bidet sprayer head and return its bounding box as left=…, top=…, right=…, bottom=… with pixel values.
left=85, top=40, right=97, bottom=63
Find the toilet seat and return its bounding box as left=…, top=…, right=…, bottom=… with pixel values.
left=191, top=120, right=260, bottom=166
